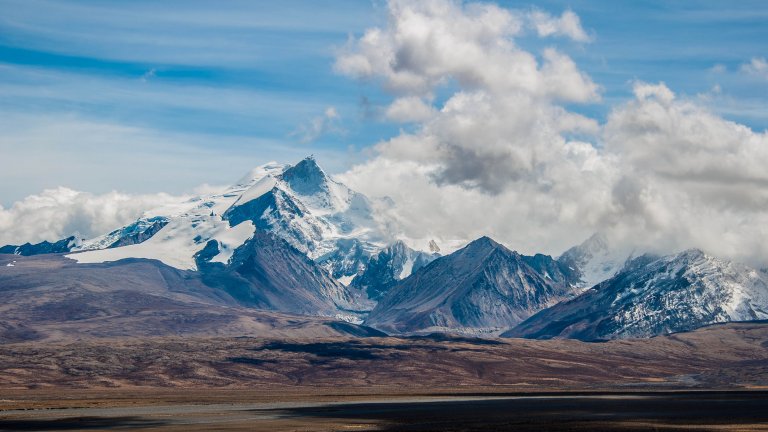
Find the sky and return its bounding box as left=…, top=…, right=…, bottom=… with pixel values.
left=1, top=0, right=768, bottom=263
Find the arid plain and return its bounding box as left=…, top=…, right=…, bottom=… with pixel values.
left=1, top=322, right=767, bottom=431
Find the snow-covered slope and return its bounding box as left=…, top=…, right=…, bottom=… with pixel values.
left=557, top=233, right=632, bottom=289
left=66, top=162, right=287, bottom=270
left=69, top=218, right=256, bottom=270
left=507, top=249, right=768, bottom=340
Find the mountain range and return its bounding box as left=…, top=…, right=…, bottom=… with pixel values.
left=506, top=248, right=768, bottom=340
left=366, top=237, right=580, bottom=335
left=2, top=156, right=767, bottom=342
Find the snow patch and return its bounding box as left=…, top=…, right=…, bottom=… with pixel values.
left=67, top=217, right=255, bottom=271
left=233, top=175, right=278, bottom=207
left=334, top=313, right=364, bottom=325
left=398, top=254, right=415, bottom=280
left=208, top=221, right=257, bottom=265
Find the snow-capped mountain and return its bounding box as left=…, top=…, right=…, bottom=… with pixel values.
left=365, top=236, right=581, bottom=336
left=506, top=249, right=768, bottom=341
left=65, top=162, right=287, bottom=270
left=350, top=240, right=440, bottom=301
left=64, top=157, right=390, bottom=277
left=4, top=157, right=437, bottom=289
left=557, top=233, right=631, bottom=289
left=6, top=156, right=768, bottom=340
left=223, top=156, right=386, bottom=278
left=4, top=156, right=442, bottom=320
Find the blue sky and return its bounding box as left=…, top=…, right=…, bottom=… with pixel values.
left=1, top=0, right=767, bottom=205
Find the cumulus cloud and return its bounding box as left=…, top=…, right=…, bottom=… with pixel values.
left=384, top=96, right=436, bottom=122
left=335, top=0, right=597, bottom=98
left=337, top=0, right=768, bottom=266
left=528, top=9, right=592, bottom=42
left=336, top=0, right=607, bottom=254
left=741, top=57, right=768, bottom=80
left=0, top=188, right=185, bottom=245
left=710, top=63, right=727, bottom=74
left=602, top=81, right=768, bottom=265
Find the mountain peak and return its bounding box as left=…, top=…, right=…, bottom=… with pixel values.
left=509, top=247, right=768, bottom=341
left=465, top=236, right=503, bottom=251
left=280, top=156, right=329, bottom=196
left=366, top=235, right=579, bottom=335
left=675, top=248, right=707, bottom=261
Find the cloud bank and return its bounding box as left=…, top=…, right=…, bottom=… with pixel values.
left=337, top=0, right=768, bottom=266
left=0, top=188, right=185, bottom=246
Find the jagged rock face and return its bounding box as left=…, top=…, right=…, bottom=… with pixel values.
left=316, top=238, right=372, bottom=280
left=224, top=186, right=326, bottom=254
left=0, top=236, right=79, bottom=256
left=351, top=241, right=439, bottom=301
left=523, top=253, right=580, bottom=288
left=280, top=156, right=328, bottom=197
left=102, top=217, right=169, bottom=249
left=365, top=237, right=580, bottom=336
left=196, top=230, right=363, bottom=320
left=72, top=217, right=169, bottom=251
left=506, top=249, right=768, bottom=341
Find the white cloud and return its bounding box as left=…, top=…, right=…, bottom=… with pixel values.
left=631, top=81, right=676, bottom=104
left=337, top=0, right=554, bottom=96
left=741, top=57, right=768, bottom=80
left=337, top=0, right=768, bottom=266
left=337, top=0, right=607, bottom=255
left=528, top=9, right=592, bottom=42
left=384, top=96, right=437, bottom=122
left=0, top=187, right=185, bottom=245
left=602, top=81, right=768, bottom=265
left=710, top=63, right=727, bottom=74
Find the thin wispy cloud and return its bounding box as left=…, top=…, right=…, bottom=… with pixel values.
left=290, top=106, right=346, bottom=144
left=741, top=57, right=768, bottom=80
